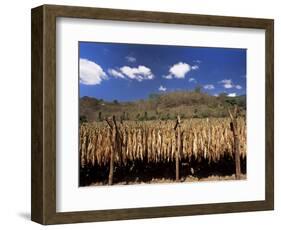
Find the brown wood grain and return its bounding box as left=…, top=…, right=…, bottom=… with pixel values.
left=31, top=6, right=44, bottom=224
left=31, top=4, right=274, bottom=225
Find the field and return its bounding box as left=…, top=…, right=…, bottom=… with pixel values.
left=78, top=42, right=247, bottom=186
left=79, top=117, right=246, bottom=186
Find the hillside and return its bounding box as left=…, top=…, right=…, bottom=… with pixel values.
left=80, top=91, right=246, bottom=122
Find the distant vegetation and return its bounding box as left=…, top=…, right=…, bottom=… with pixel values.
left=79, top=91, right=246, bottom=123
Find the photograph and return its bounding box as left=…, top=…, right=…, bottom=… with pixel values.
left=78, top=41, right=247, bottom=186
left=30, top=4, right=274, bottom=224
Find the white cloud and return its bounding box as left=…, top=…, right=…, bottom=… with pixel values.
left=163, top=74, right=173, bottom=79
left=126, top=56, right=136, bottom=63
left=170, top=62, right=191, bottom=78
left=218, top=79, right=234, bottom=89
left=191, top=65, right=199, bottom=70
left=108, top=65, right=154, bottom=81
left=108, top=69, right=125, bottom=79
left=158, top=85, right=167, bottom=92
left=194, top=60, right=201, bottom=64
left=203, top=84, right=215, bottom=90
left=164, top=62, right=200, bottom=79
left=227, top=93, right=237, bottom=97
left=79, top=58, right=107, bottom=85
left=165, top=62, right=191, bottom=79
left=224, top=83, right=233, bottom=89
left=120, top=65, right=154, bottom=81
left=219, top=79, right=243, bottom=90
left=188, top=78, right=196, bottom=83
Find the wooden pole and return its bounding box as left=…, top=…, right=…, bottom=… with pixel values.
left=228, top=106, right=241, bottom=179
left=106, top=117, right=115, bottom=185
left=108, top=115, right=123, bottom=185
left=108, top=150, right=114, bottom=185
left=174, top=115, right=181, bottom=182
left=106, top=116, right=121, bottom=185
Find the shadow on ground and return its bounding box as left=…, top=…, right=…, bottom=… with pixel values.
left=80, top=154, right=246, bottom=186
left=18, top=212, right=31, bottom=220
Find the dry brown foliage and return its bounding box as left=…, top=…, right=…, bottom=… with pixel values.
left=80, top=118, right=246, bottom=167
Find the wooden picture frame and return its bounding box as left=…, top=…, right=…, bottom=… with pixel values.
left=31, top=4, right=274, bottom=225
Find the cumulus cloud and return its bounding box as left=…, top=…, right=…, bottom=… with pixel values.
left=163, top=74, right=173, bottom=79
left=158, top=85, right=167, bottom=92
left=191, top=65, right=199, bottom=70
left=189, top=78, right=196, bottom=83
left=203, top=84, right=215, bottom=90
left=170, top=62, right=191, bottom=78
left=125, top=56, right=136, bottom=63
left=79, top=58, right=107, bottom=85
left=108, top=69, right=125, bottom=79
left=164, top=62, right=200, bottom=79
left=219, top=79, right=233, bottom=89
left=164, top=62, right=191, bottom=79
left=227, top=93, right=237, bottom=97
left=218, top=79, right=243, bottom=90
left=108, top=65, right=154, bottom=81
left=120, top=65, right=154, bottom=81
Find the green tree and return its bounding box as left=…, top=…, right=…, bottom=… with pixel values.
left=126, top=112, right=130, bottom=120
left=194, top=85, right=202, bottom=93
left=166, top=113, right=170, bottom=120
left=148, top=93, right=160, bottom=100
left=80, top=115, right=88, bottom=124
left=144, top=111, right=148, bottom=120
left=98, top=111, right=102, bottom=121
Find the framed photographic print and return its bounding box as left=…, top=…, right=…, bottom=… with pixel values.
left=31, top=4, right=274, bottom=225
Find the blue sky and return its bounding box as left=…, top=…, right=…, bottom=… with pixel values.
left=79, top=42, right=246, bottom=102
